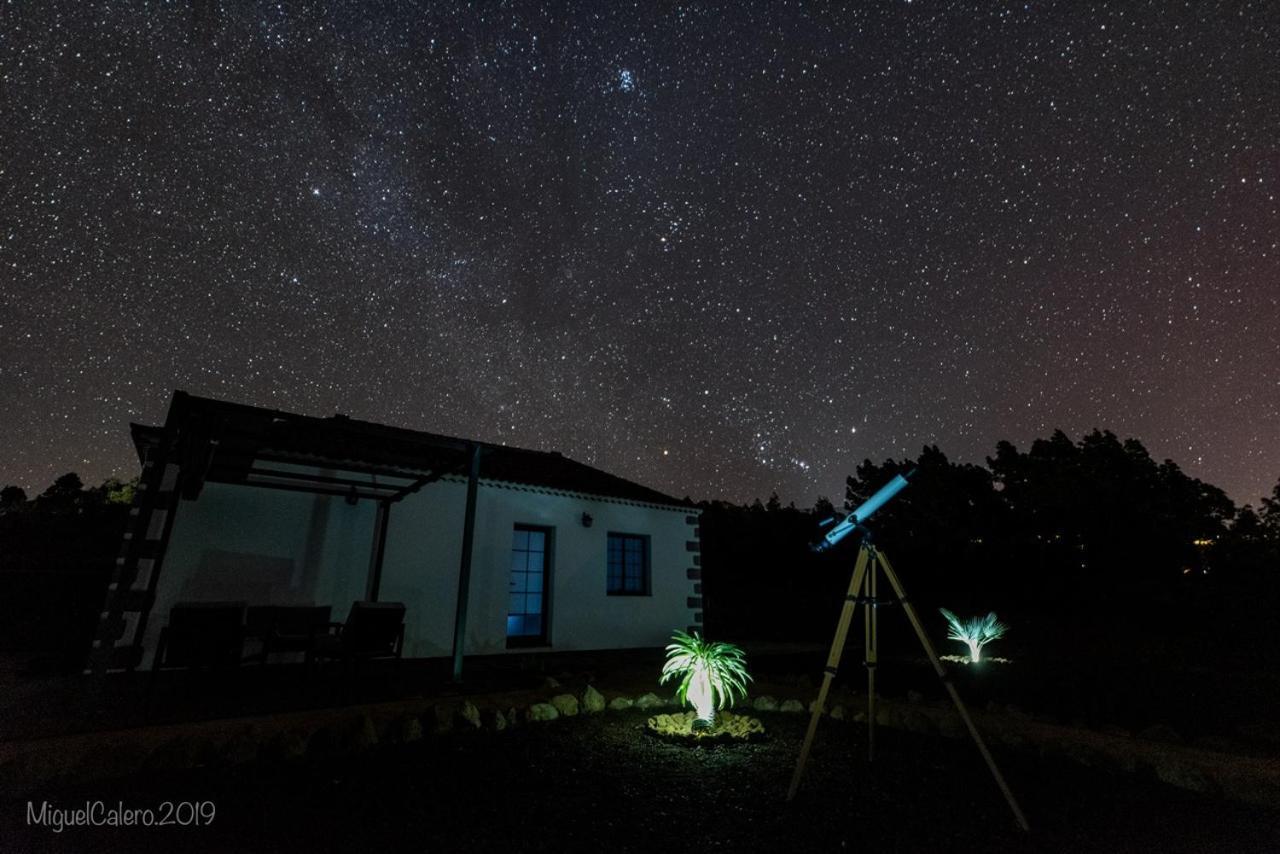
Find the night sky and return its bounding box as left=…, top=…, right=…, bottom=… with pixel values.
left=2, top=2, right=1277, bottom=507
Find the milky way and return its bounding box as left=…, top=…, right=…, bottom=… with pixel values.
left=1, top=2, right=1277, bottom=506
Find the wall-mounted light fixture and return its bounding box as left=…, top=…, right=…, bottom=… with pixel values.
left=581, top=512, right=594, bottom=528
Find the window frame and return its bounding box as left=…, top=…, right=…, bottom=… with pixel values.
left=606, top=531, right=652, bottom=597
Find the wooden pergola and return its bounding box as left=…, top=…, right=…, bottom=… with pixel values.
left=91, top=391, right=488, bottom=680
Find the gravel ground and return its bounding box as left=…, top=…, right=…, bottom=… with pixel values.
left=5, top=710, right=1278, bottom=853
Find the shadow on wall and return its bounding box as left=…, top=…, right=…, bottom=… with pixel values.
left=180, top=550, right=296, bottom=602
left=176, top=487, right=348, bottom=605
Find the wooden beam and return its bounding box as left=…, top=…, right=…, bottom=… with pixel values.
left=451, top=443, right=484, bottom=682
left=253, top=452, right=439, bottom=483
left=235, top=479, right=395, bottom=502
left=366, top=500, right=391, bottom=601
left=242, top=466, right=414, bottom=491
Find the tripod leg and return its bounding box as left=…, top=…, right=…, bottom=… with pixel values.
left=787, top=545, right=871, bottom=801
left=865, top=550, right=878, bottom=762
left=875, top=550, right=1031, bottom=831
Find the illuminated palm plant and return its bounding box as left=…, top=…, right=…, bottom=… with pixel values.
left=660, top=630, right=751, bottom=727
left=939, top=609, right=1008, bottom=663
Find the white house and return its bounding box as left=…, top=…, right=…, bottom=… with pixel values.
left=88, top=392, right=703, bottom=674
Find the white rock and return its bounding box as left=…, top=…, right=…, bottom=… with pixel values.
left=550, top=693, right=579, bottom=717
left=582, top=685, right=606, bottom=714
left=526, top=703, right=559, bottom=722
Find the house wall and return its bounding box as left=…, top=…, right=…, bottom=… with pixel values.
left=141, top=473, right=699, bottom=666
left=379, top=478, right=698, bottom=657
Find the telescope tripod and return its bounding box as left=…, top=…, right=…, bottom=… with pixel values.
left=786, top=536, right=1030, bottom=831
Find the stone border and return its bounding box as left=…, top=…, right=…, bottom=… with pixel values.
left=0, top=686, right=672, bottom=797
left=4, top=686, right=1279, bottom=810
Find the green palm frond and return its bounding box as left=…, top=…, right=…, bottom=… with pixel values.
left=940, top=608, right=1008, bottom=661
left=660, top=630, right=752, bottom=712
left=941, top=609, right=1008, bottom=643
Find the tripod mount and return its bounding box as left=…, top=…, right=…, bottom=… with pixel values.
left=786, top=482, right=1029, bottom=832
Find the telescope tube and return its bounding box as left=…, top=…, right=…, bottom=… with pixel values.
left=814, top=468, right=915, bottom=552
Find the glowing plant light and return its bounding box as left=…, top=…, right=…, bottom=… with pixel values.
left=660, top=630, right=751, bottom=727
left=939, top=609, right=1008, bottom=663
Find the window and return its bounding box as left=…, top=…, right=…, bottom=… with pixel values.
left=508, top=525, right=551, bottom=646
left=607, top=533, right=650, bottom=595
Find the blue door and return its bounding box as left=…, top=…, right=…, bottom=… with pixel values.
left=508, top=526, right=550, bottom=646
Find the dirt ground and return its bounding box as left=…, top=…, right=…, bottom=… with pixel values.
left=4, top=709, right=1278, bottom=854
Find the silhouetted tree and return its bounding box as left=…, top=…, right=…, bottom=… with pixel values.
left=842, top=445, right=1006, bottom=610
left=1260, top=477, right=1280, bottom=540
left=0, top=485, right=26, bottom=511
left=39, top=473, right=85, bottom=513
left=988, top=430, right=1232, bottom=590
left=0, top=474, right=130, bottom=671
left=42, top=472, right=83, bottom=497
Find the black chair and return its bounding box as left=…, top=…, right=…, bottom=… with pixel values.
left=246, top=604, right=332, bottom=666
left=150, top=601, right=247, bottom=684
left=315, top=601, right=405, bottom=667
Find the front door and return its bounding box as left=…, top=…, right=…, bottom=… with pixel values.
left=507, top=525, right=551, bottom=646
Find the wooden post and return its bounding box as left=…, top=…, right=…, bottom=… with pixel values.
left=366, top=499, right=391, bottom=601
left=451, top=443, right=483, bottom=682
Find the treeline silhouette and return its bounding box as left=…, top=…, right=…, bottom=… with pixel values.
left=0, top=474, right=134, bottom=672
left=701, top=429, right=1280, bottom=670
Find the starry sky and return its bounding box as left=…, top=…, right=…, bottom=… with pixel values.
left=1, top=2, right=1278, bottom=507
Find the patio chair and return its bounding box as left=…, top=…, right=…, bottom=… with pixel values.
left=314, top=601, right=405, bottom=668
left=245, top=604, right=332, bottom=666
left=150, top=601, right=247, bottom=684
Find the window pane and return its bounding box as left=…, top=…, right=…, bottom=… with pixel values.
left=507, top=615, right=524, bottom=636
left=511, top=573, right=527, bottom=593
left=526, top=615, right=541, bottom=636
left=607, top=534, right=648, bottom=594
left=509, top=593, right=525, bottom=615
left=513, top=529, right=529, bottom=550
left=526, top=552, right=543, bottom=574
left=527, top=530, right=546, bottom=552
left=526, top=593, right=542, bottom=615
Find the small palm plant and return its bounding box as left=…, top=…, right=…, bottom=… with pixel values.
left=660, top=630, right=751, bottom=727
left=940, top=609, right=1008, bottom=663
